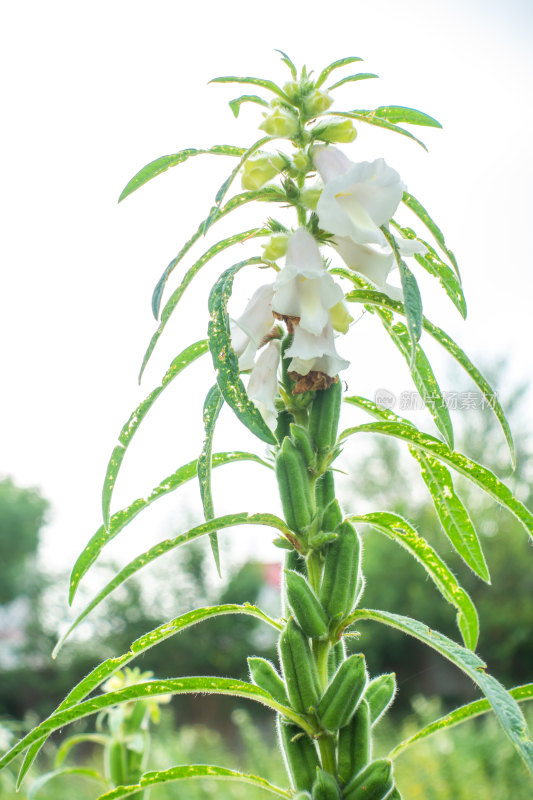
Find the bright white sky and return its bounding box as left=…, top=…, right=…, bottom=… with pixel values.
left=1, top=1, right=532, bottom=613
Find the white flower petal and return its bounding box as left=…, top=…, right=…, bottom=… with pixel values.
left=230, top=283, right=275, bottom=369
left=396, top=237, right=428, bottom=257
left=285, top=322, right=349, bottom=377
left=313, top=145, right=353, bottom=183
left=334, top=236, right=394, bottom=289
left=247, top=340, right=281, bottom=428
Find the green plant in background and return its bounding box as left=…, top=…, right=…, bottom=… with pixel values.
left=2, top=52, right=533, bottom=798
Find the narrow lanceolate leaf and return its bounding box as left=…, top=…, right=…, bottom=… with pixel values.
left=229, top=94, right=270, bottom=117
left=357, top=106, right=442, bottom=128
left=382, top=227, right=422, bottom=354
left=0, top=678, right=314, bottom=772
left=69, top=451, right=271, bottom=606
left=93, top=765, right=291, bottom=800
left=68, top=513, right=290, bottom=639
left=315, top=57, right=364, bottom=87
left=402, top=192, right=460, bottom=279
left=102, top=340, right=209, bottom=529
left=215, top=136, right=273, bottom=207
left=118, top=146, right=246, bottom=202
left=344, top=394, right=415, bottom=426
left=327, top=111, right=428, bottom=150
left=275, top=49, right=297, bottom=79
left=390, top=683, right=533, bottom=758
left=28, top=768, right=107, bottom=799
left=327, top=73, right=379, bottom=90
left=338, top=421, right=532, bottom=539
left=209, top=75, right=290, bottom=102
left=348, top=609, right=533, bottom=774
left=208, top=260, right=277, bottom=444
left=342, top=287, right=515, bottom=466
left=410, top=448, right=490, bottom=582
left=55, top=734, right=110, bottom=767
left=199, top=385, right=224, bottom=573
left=350, top=512, right=479, bottom=649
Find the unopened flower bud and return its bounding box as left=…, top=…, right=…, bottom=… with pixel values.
left=329, top=301, right=353, bottom=334
left=263, top=233, right=288, bottom=261
left=301, top=187, right=322, bottom=210
left=292, top=151, right=309, bottom=172
left=314, top=119, right=357, bottom=143
left=282, top=81, right=300, bottom=102
left=260, top=108, right=299, bottom=138
left=304, top=89, right=333, bottom=116
left=241, top=154, right=285, bottom=191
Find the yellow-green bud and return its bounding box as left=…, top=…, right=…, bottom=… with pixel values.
left=292, top=151, right=309, bottom=172
left=263, top=233, right=288, bottom=261
left=241, top=154, right=285, bottom=191
left=260, top=108, right=299, bottom=138
left=282, top=81, right=300, bottom=102
left=304, top=89, right=333, bottom=116
left=330, top=301, right=353, bottom=334
left=301, top=187, right=322, bottom=211
left=315, top=120, right=357, bottom=143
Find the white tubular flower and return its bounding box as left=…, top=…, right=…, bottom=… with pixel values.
left=285, top=321, right=349, bottom=378
left=272, top=227, right=344, bottom=335
left=230, top=283, right=275, bottom=371
left=247, top=339, right=281, bottom=428
left=314, top=147, right=405, bottom=247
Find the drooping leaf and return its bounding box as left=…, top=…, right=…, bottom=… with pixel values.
left=94, top=765, right=291, bottom=800
left=402, top=191, right=460, bottom=279
left=327, top=73, right=379, bottom=90
left=118, top=146, right=246, bottom=203
left=200, top=184, right=287, bottom=240
left=229, top=95, right=270, bottom=117
left=17, top=740, right=47, bottom=789
left=326, top=111, right=428, bottom=150
left=342, top=286, right=515, bottom=466
left=55, top=734, right=110, bottom=767
left=390, top=683, right=533, bottom=759
left=410, top=448, right=490, bottom=582
left=68, top=513, right=290, bottom=641
left=315, top=57, right=364, bottom=87
left=214, top=136, right=274, bottom=208
left=209, top=75, right=290, bottom=102
left=208, top=260, right=277, bottom=444
left=351, top=512, right=479, bottom=649
left=361, top=106, right=442, bottom=128
left=382, top=227, right=422, bottom=354
left=28, top=767, right=107, bottom=799
left=199, top=385, right=224, bottom=573
left=69, top=451, right=271, bottom=605
left=338, top=421, right=532, bottom=538
left=348, top=609, right=533, bottom=773
left=275, top=49, right=298, bottom=79
left=102, top=340, right=209, bottom=529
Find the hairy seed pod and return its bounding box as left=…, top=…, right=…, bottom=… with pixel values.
left=315, top=470, right=336, bottom=509
left=278, top=720, right=320, bottom=792
left=321, top=499, right=343, bottom=533
left=248, top=657, right=289, bottom=706
left=343, top=759, right=394, bottom=800
left=285, top=570, right=329, bottom=640
left=327, top=639, right=346, bottom=680
left=107, top=740, right=126, bottom=786
left=319, top=522, right=361, bottom=624
left=279, top=618, right=321, bottom=714
left=338, top=698, right=371, bottom=785
left=317, top=654, right=367, bottom=732
left=276, top=409, right=295, bottom=444
left=308, top=380, right=342, bottom=457
left=290, top=423, right=316, bottom=468
left=275, top=436, right=314, bottom=534
left=312, top=768, right=341, bottom=800
left=364, top=674, right=397, bottom=725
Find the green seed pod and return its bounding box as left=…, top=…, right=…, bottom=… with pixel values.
left=278, top=720, right=320, bottom=792
left=319, top=522, right=361, bottom=624
left=338, top=699, right=371, bottom=785
left=276, top=409, right=295, bottom=444
left=321, top=499, right=343, bottom=533
left=327, top=639, right=346, bottom=681
left=315, top=470, right=336, bottom=510
left=364, top=674, right=397, bottom=725
left=107, top=740, right=126, bottom=786
left=279, top=618, right=321, bottom=714
left=317, top=654, right=367, bottom=732
left=312, top=768, right=341, bottom=800
left=248, top=657, right=289, bottom=707
left=308, top=380, right=342, bottom=458
left=124, top=700, right=148, bottom=734
left=386, top=788, right=402, bottom=800
left=343, top=759, right=394, bottom=800
left=275, top=436, right=314, bottom=534
left=285, top=570, right=329, bottom=640
left=290, top=423, right=316, bottom=468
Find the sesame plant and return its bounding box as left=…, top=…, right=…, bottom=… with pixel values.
left=2, top=52, right=533, bottom=799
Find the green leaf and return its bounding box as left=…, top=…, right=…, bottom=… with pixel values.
left=344, top=394, right=414, bottom=426
left=199, top=385, right=224, bottom=574
left=326, top=111, right=428, bottom=150
left=55, top=734, right=110, bottom=767
left=350, top=512, right=479, bottom=649
left=390, top=683, right=533, bottom=759
left=229, top=95, right=270, bottom=117
left=209, top=75, right=290, bottom=102
left=275, top=49, right=297, bottom=79
left=214, top=136, right=274, bottom=208
left=94, top=765, right=291, bottom=800
left=348, top=609, right=533, bottom=774
left=102, top=340, right=209, bottom=529
left=68, top=452, right=273, bottom=607
left=382, top=227, right=423, bottom=354
left=0, top=678, right=314, bottom=771
left=402, top=192, right=460, bottom=279
left=118, top=146, right=246, bottom=203
left=28, top=767, right=107, bottom=799
left=342, top=287, right=516, bottom=466
left=338, top=421, right=533, bottom=539
left=315, top=57, right=364, bottom=87
left=327, top=73, right=379, bottom=90
left=409, top=448, right=490, bottom=582
left=364, top=106, right=442, bottom=128
left=208, top=260, right=277, bottom=444
left=67, top=513, right=289, bottom=644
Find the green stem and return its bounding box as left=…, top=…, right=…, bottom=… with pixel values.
left=317, top=733, right=337, bottom=774
left=306, top=551, right=322, bottom=594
